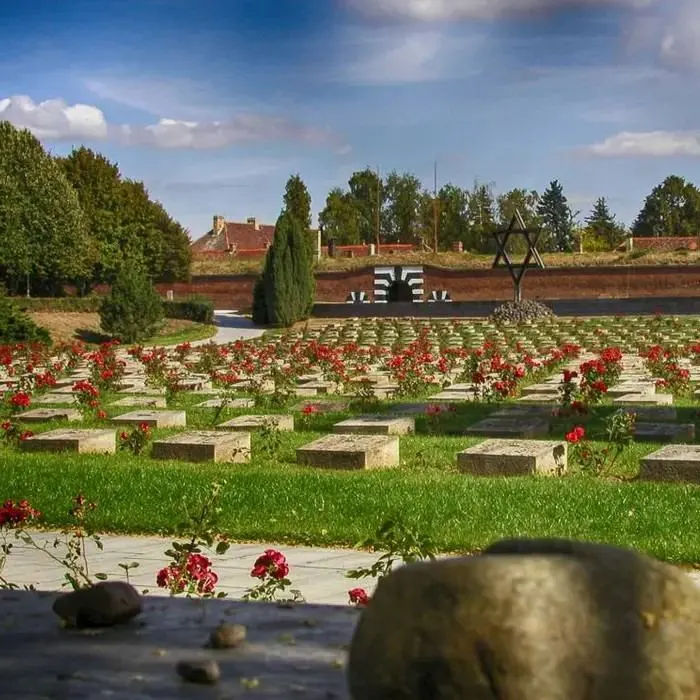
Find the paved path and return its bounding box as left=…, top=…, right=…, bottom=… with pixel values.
left=3, top=532, right=377, bottom=605
left=192, top=310, right=265, bottom=346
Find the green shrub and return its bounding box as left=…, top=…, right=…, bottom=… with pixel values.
left=0, top=295, right=51, bottom=344
left=163, top=297, right=214, bottom=324
left=99, top=266, right=163, bottom=343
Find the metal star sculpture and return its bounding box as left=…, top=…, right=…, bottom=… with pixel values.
left=491, top=210, right=545, bottom=302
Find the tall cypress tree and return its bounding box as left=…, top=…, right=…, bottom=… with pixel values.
left=537, top=180, right=576, bottom=252
left=260, top=212, right=313, bottom=326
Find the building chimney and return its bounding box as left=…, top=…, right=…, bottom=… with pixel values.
left=212, top=215, right=225, bottom=236
left=246, top=217, right=259, bottom=231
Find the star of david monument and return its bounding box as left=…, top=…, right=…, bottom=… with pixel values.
left=491, top=209, right=545, bottom=303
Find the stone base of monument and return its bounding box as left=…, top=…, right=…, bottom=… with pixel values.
left=21, top=429, right=116, bottom=454
left=297, top=434, right=399, bottom=470
left=458, top=439, right=567, bottom=476
left=333, top=415, right=414, bottom=436
left=111, top=410, right=187, bottom=428
left=16, top=408, right=81, bottom=423
left=640, top=444, right=700, bottom=482
left=217, top=415, right=294, bottom=432
left=152, top=431, right=251, bottom=463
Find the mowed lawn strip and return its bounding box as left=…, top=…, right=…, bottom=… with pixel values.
left=3, top=429, right=700, bottom=563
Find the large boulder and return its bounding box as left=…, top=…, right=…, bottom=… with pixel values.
left=348, top=539, right=700, bottom=699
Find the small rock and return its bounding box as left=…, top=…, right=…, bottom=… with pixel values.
left=52, top=581, right=141, bottom=628
left=209, top=623, right=246, bottom=649
left=176, top=659, right=220, bottom=685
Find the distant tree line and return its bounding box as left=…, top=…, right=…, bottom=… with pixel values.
left=0, top=121, right=190, bottom=296
left=318, top=168, right=700, bottom=253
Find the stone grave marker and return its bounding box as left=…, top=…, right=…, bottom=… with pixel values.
left=640, top=445, right=700, bottom=483
left=152, top=430, right=251, bottom=463
left=217, top=414, right=294, bottom=432
left=607, top=383, right=656, bottom=398
left=634, top=422, right=695, bottom=442
left=430, top=391, right=477, bottom=402
left=16, top=408, right=81, bottom=423
left=32, top=393, right=75, bottom=405
left=333, top=415, right=414, bottom=436
left=464, top=416, right=550, bottom=439
left=621, top=406, right=677, bottom=422
left=297, top=434, right=399, bottom=470
left=517, top=393, right=560, bottom=404
left=195, top=398, right=255, bottom=409
left=110, top=396, right=167, bottom=409
left=292, top=400, right=350, bottom=414
left=613, top=393, right=674, bottom=406
left=21, top=429, right=116, bottom=454
left=118, top=386, right=166, bottom=396
left=457, top=439, right=567, bottom=476
left=111, top=410, right=186, bottom=428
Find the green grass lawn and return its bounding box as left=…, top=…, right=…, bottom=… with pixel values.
left=3, top=396, right=699, bottom=563
left=142, top=322, right=217, bottom=346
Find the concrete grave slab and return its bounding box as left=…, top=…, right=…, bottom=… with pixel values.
left=21, top=429, right=116, bottom=454
left=152, top=430, right=250, bottom=463
left=457, top=439, right=567, bottom=476
left=118, top=386, right=166, bottom=396
left=333, top=415, right=414, bottom=436
left=621, top=406, right=678, bottom=422
left=520, top=384, right=566, bottom=396
left=634, top=422, right=695, bottom=442
left=16, top=408, right=81, bottom=423
left=464, top=416, right=550, bottom=439
left=217, top=414, right=294, bottom=432
left=195, top=398, right=255, bottom=409
left=110, top=396, right=167, bottom=409
left=297, top=434, right=399, bottom=470
left=640, top=444, right=700, bottom=483
left=292, top=400, right=350, bottom=414
left=32, top=393, right=75, bottom=405
left=430, top=391, right=477, bottom=402
left=490, top=404, right=557, bottom=418
left=607, top=383, right=656, bottom=398
left=111, top=410, right=186, bottom=428
left=516, top=393, right=560, bottom=404
left=613, top=393, right=674, bottom=406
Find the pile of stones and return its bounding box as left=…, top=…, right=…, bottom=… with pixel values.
left=490, top=300, right=555, bottom=324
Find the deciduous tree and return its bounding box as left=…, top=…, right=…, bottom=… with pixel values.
left=632, top=175, right=700, bottom=238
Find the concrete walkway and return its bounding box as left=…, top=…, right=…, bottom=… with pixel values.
left=190, top=310, right=265, bottom=346
left=2, top=532, right=377, bottom=605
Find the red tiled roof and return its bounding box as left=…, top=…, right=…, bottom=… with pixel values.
left=191, top=221, right=276, bottom=253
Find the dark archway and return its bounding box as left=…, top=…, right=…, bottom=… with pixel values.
left=388, top=279, right=413, bottom=302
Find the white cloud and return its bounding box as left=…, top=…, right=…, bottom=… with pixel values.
left=0, top=94, right=347, bottom=152
left=658, top=1, right=700, bottom=70
left=0, top=95, right=108, bottom=140
left=343, top=30, right=445, bottom=84
left=584, top=130, right=700, bottom=157
left=346, top=0, right=652, bottom=21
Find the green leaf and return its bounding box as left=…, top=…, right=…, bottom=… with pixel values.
left=94, top=573, right=108, bottom=581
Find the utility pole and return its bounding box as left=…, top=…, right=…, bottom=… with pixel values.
left=433, top=160, right=439, bottom=254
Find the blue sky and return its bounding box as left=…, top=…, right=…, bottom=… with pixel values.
left=2, top=0, right=699, bottom=236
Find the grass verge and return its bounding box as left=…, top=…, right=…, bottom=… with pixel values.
left=2, top=398, right=699, bottom=563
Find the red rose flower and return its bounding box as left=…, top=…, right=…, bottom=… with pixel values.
left=348, top=587, right=370, bottom=607
left=10, top=392, right=31, bottom=408
left=565, top=426, right=585, bottom=444
left=19, top=430, right=33, bottom=441
left=251, top=549, right=289, bottom=580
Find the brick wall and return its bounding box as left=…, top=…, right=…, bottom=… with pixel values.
left=153, top=265, right=699, bottom=309
left=631, top=237, right=698, bottom=251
